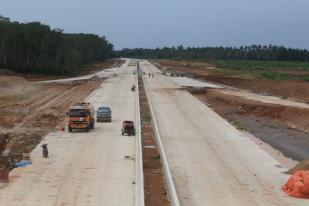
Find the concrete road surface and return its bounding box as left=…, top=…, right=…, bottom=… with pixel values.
left=168, top=76, right=223, bottom=89
left=0, top=65, right=137, bottom=206
left=141, top=60, right=307, bottom=206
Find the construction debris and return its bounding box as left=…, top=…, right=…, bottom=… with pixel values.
left=282, top=170, right=309, bottom=199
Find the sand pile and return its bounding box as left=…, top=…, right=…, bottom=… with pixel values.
left=288, top=160, right=309, bottom=174
left=0, top=75, right=39, bottom=98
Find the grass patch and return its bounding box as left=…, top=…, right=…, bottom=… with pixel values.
left=213, top=60, right=309, bottom=71
left=230, top=120, right=247, bottom=131
left=151, top=154, right=161, bottom=160
left=258, top=71, right=294, bottom=80
left=304, top=77, right=309, bottom=82
left=258, top=71, right=309, bottom=81
left=142, top=113, right=152, bottom=123
left=210, top=60, right=309, bottom=82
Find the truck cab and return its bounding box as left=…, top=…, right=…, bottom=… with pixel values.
left=68, top=103, right=95, bottom=132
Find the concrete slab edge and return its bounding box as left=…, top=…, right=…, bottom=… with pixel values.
left=135, top=74, right=145, bottom=206
left=143, top=76, right=181, bottom=206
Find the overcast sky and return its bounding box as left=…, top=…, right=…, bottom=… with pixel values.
left=1, top=0, right=309, bottom=50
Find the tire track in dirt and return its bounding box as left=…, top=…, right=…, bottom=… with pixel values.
left=0, top=78, right=104, bottom=172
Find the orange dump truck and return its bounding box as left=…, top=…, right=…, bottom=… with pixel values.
left=68, top=102, right=95, bottom=132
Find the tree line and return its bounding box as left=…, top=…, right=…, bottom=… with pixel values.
left=115, top=45, right=309, bottom=62
left=0, top=19, right=113, bottom=75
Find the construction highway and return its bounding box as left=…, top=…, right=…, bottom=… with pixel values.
left=0, top=60, right=307, bottom=206
left=141, top=60, right=307, bottom=206
left=0, top=62, right=138, bottom=206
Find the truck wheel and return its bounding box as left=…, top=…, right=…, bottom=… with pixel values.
left=90, top=119, right=94, bottom=129
left=69, top=128, right=72, bottom=133
left=122, top=130, right=124, bottom=136
left=86, top=127, right=90, bottom=132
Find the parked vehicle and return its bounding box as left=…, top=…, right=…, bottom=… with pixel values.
left=121, top=121, right=136, bottom=136
left=68, top=102, right=95, bottom=132
left=97, top=107, right=112, bottom=122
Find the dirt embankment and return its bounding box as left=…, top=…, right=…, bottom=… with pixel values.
left=22, top=59, right=124, bottom=82
left=0, top=74, right=104, bottom=170
left=198, top=76, right=309, bottom=103
left=191, top=88, right=309, bottom=162
left=154, top=59, right=309, bottom=103
left=193, top=89, right=309, bottom=133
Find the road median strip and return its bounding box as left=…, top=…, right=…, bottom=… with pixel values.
left=135, top=73, right=145, bottom=206
left=138, top=72, right=171, bottom=206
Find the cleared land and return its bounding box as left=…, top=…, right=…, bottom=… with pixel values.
left=153, top=59, right=309, bottom=103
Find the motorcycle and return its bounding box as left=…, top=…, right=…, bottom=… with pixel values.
left=131, top=84, right=136, bottom=92
left=41, top=144, right=48, bottom=158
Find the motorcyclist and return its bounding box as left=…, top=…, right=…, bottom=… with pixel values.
left=41, top=144, right=48, bottom=158
left=131, top=84, right=136, bottom=91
